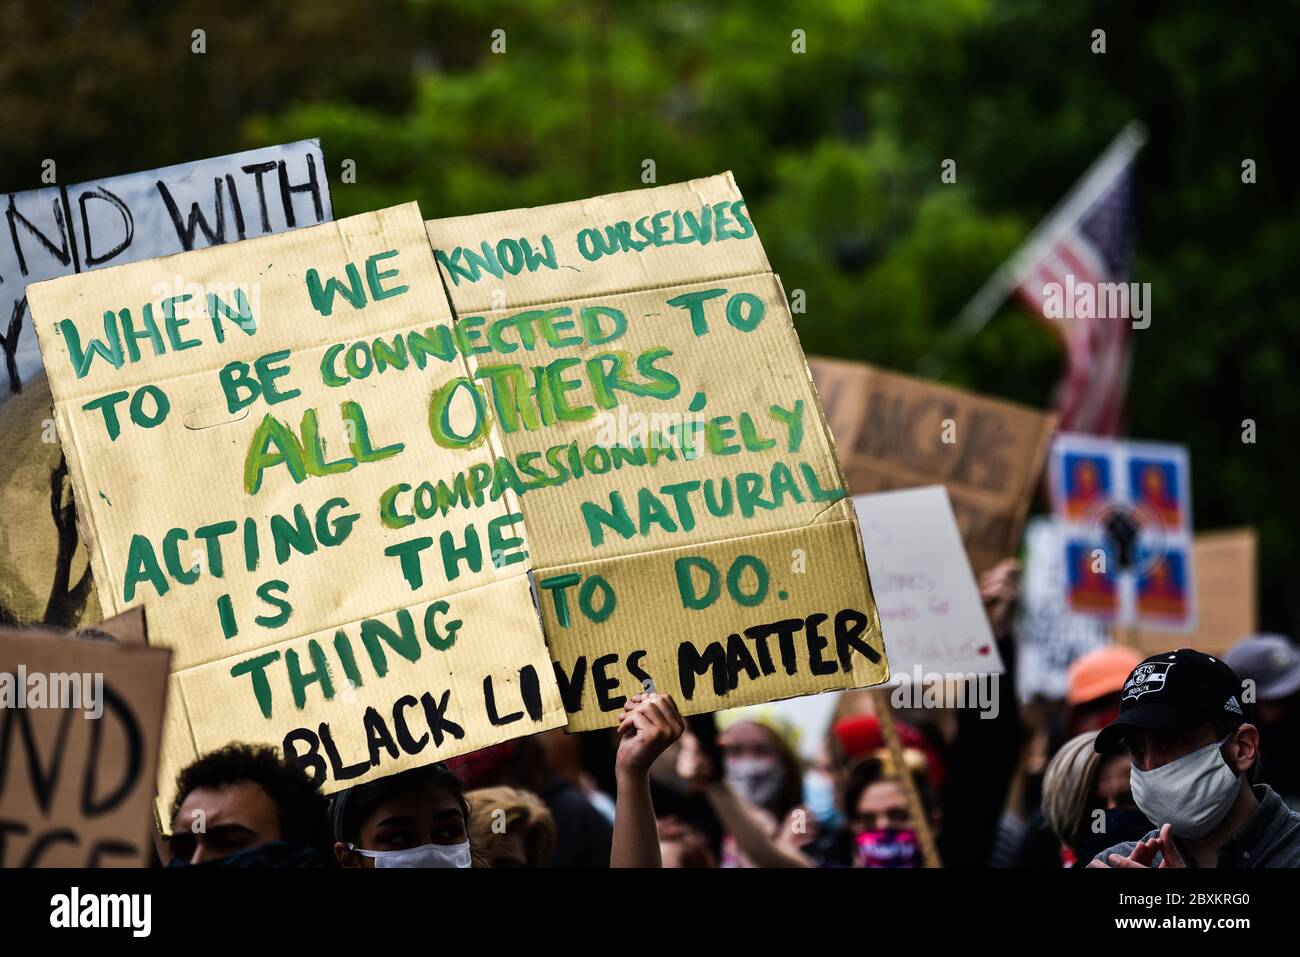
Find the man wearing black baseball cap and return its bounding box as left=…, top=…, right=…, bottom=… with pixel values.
left=1087, top=648, right=1300, bottom=868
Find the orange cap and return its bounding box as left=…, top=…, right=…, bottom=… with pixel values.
left=1066, top=645, right=1144, bottom=706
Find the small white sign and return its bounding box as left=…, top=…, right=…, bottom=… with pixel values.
left=853, top=486, right=1003, bottom=677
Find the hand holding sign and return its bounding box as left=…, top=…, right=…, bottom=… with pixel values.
left=616, top=692, right=686, bottom=776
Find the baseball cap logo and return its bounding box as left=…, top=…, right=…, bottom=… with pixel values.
left=1123, top=661, right=1174, bottom=700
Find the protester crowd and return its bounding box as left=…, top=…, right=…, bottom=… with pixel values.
left=150, top=555, right=1300, bottom=869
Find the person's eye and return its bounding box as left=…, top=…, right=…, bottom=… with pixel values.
left=374, top=828, right=415, bottom=848
left=168, top=837, right=195, bottom=859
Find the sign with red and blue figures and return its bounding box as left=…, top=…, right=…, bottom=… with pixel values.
left=1048, top=434, right=1195, bottom=631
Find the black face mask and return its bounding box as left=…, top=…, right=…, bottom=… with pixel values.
left=1071, top=807, right=1154, bottom=864
left=166, top=841, right=324, bottom=869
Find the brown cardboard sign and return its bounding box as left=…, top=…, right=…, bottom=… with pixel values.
left=808, top=357, right=1057, bottom=575
left=1132, top=529, right=1256, bottom=658
left=426, top=174, right=889, bottom=730
left=0, top=607, right=169, bottom=866
left=27, top=204, right=566, bottom=825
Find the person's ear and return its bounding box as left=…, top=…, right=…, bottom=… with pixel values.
left=1228, top=724, right=1259, bottom=774
left=334, top=841, right=364, bottom=868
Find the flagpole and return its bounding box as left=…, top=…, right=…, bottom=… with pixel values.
left=916, top=121, right=1148, bottom=378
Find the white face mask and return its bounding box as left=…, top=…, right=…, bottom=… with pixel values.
left=726, top=757, right=784, bottom=808
left=349, top=841, right=471, bottom=869
left=1130, top=735, right=1240, bottom=839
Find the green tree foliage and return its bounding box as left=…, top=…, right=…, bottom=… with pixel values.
left=3, top=0, right=1295, bottom=631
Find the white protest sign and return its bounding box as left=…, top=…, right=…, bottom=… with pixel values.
left=852, top=486, right=1003, bottom=677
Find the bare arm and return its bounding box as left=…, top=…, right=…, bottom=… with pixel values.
left=703, top=781, right=813, bottom=868
left=676, top=731, right=812, bottom=868
left=611, top=693, right=685, bottom=868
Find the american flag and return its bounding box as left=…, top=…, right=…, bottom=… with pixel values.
left=1014, top=160, right=1138, bottom=436
left=948, top=123, right=1145, bottom=438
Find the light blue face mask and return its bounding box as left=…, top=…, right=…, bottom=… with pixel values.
left=349, top=841, right=471, bottom=869
left=803, top=771, right=842, bottom=829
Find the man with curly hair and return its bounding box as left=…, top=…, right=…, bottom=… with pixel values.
left=165, top=743, right=332, bottom=868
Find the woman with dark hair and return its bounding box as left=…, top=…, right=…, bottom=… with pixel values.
left=840, top=751, right=937, bottom=868
left=331, top=762, right=473, bottom=869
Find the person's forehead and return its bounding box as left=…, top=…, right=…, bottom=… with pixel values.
left=1095, top=754, right=1131, bottom=790
left=1098, top=752, right=1130, bottom=777
left=720, top=722, right=777, bottom=747
left=366, top=782, right=462, bottom=826
left=175, top=780, right=277, bottom=829
left=857, top=780, right=906, bottom=810
left=1125, top=724, right=1215, bottom=746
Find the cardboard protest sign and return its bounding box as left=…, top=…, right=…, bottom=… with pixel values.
left=1, top=142, right=335, bottom=636
left=1, top=608, right=170, bottom=866
left=1014, top=516, right=1111, bottom=702
left=2, top=139, right=332, bottom=400
left=1132, top=529, right=1255, bottom=657
left=808, top=357, right=1056, bottom=576
left=425, top=173, right=889, bottom=731
left=1047, top=433, right=1195, bottom=630
left=852, top=486, right=1002, bottom=677
left=28, top=203, right=565, bottom=825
